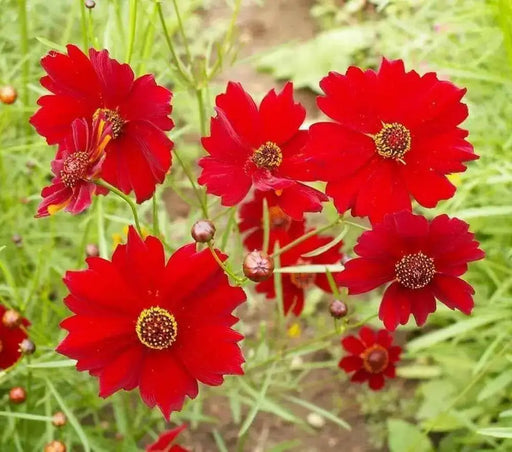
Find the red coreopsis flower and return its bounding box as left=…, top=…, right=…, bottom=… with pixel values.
left=30, top=44, right=173, bottom=202
left=256, top=233, right=343, bottom=315
left=146, top=424, right=188, bottom=452
left=339, top=211, right=484, bottom=331
left=36, top=116, right=111, bottom=217
left=57, top=227, right=246, bottom=419
left=307, top=58, right=477, bottom=222
left=339, top=326, right=401, bottom=390
left=0, top=305, right=29, bottom=370
left=198, top=82, right=327, bottom=220
left=239, top=190, right=305, bottom=251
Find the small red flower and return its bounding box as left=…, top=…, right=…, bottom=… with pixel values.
left=30, top=44, right=173, bottom=202
left=198, top=82, right=327, bottom=220
left=36, top=117, right=111, bottom=217
left=256, top=233, right=343, bottom=316
left=307, top=58, right=477, bottom=222
left=57, top=227, right=246, bottom=419
left=146, top=424, right=188, bottom=452
left=339, top=211, right=484, bottom=331
left=0, top=304, right=29, bottom=370
left=239, top=190, right=305, bottom=251
left=339, top=326, right=401, bottom=390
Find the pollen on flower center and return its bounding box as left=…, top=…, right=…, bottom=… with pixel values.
left=136, top=306, right=177, bottom=350
left=395, top=252, right=435, bottom=289
left=268, top=205, right=291, bottom=229
left=374, top=122, right=411, bottom=161
left=95, top=108, right=125, bottom=139
left=361, top=344, right=389, bottom=374
left=60, top=152, right=89, bottom=188
left=252, top=141, right=283, bottom=170
left=290, top=259, right=315, bottom=289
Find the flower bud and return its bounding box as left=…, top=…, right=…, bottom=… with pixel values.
left=243, top=250, right=274, bottom=282
left=191, top=219, right=216, bottom=243
left=52, top=411, right=67, bottom=427
left=9, top=387, right=26, bottom=404
left=44, top=441, right=67, bottom=452
left=11, top=234, right=22, bottom=246
left=19, top=338, right=36, bottom=355
left=329, top=299, right=348, bottom=319
left=0, top=85, right=17, bottom=104
left=85, top=243, right=99, bottom=257
left=2, top=309, right=22, bottom=328
left=84, top=0, right=95, bottom=8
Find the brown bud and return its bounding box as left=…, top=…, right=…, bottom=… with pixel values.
left=243, top=250, right=274, bottom=282
left=0, top=85, right=17, bottom=104
left=329, top=299, right=348, bottom=319
left=44, top=441, right=67, bottom=452
left=191, top=219, right=216, bottom=243
left=84, top=0, right=96, bottom=8
left=2, top=309, right=22, bottom=328
left=11, top=234, right=22, bottom=246
left=9, top=387, right=26, bottom=404
left=25, top=160, right=36, bottom=170
left=85, top=243, right=99, bottom=257
left=52, top=411, right=67, bottom=427
left=19, top=338, right=36, bottom=355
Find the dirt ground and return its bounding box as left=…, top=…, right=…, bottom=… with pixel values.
left=179, top=1, right=379, bottom=451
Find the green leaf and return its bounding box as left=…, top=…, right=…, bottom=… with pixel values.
left=275, top=264, right=344, bottom=274
left=26, top=360, right=76, bottom=369
left=477, top=427, right=512, bottom=439
left=397, top=365, right=442, bottom=379
left=477, top=370, right=512, bottom=402
left=282, top=395, right=351, bottom=430
left=387, top=419, right=433, bottom=452
left=301, top=226, right=347, bottom=258
left=0, top=411, right=53, bottom=422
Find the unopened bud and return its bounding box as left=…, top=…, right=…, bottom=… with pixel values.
left=191, top=219, right=216, bottom=243
left=84, top=0, right=96, bottom=8
left=243, top=250, right=274, bottom=282
left=0, top=85, right=17, bottom=104
left=329, top=299, right=348, bottom=319
left=2, top=309, right=22, bottom=328
left=9, top=387, right=26, bottom=404
left=19, top=338, right=35, bottom=355
left=11, top=234, right=22, bottom=246
left=44, top=441, right=67, bottom=452
left=52, top=411, right=67, bottom=427
left=85, top=243, right=99, bottom=257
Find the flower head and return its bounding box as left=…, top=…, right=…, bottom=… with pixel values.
left=307, top=58, right=477, bottom=222
left=339, top=326, right=401, bottom=390
left=239, top=190, right=305, bottom=251
left=0, top=304, right=29, bottom=370
left=57, top=227, right=246, bottom=419
left=339, top=211, right=485, bottom=331
left=146, top=424, right=188, bottom=452
left=256, top=233, right=343, bottom=316
left=36, top=116, right=111, bottom=217
left=30, top=45, right=173, bottom=202
left=198, top=82, right=327, bottom=220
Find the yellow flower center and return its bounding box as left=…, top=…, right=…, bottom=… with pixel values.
left=374, top=122, right=411, bottom=161
left=136, top=306, right=177, bottom=350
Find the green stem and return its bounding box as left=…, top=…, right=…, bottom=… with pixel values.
left=271, top=217, right=342, bottom=258
left=195, top=88, right=207, bottom=136
left=96, top=180, right=143, bottom=237
left=96, top=196, right=108, bottom=258
left=126, top=0, right=138, bottom=64
left=207, top=243, right=245, bottom=285
left=173, top=147, right=208, bottom=217
left=171, top=0, right=193, bottom=64
left=152, top=195, right=160, bottom=237
left=17, top=0, right=29, bottom=107
left=79, top=0, right=89, bottom=49
left=156, top=1, right=192, bottom=84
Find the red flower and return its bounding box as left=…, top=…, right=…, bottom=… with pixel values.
left=146, top=424, right=188, bottom=452
left=339, top=211, right=484, bottom=331
left=0, top=305, right=29, bottom=370
left=198, top=82, right=327, bottom=220
left=256, top=233, right=343, bottom=315
left=307, top=58, right=477, bottom=222
left=239, top=190, right=305, bottom=251
left=36, top=116, right=111, bottom=217
left=30, top=44, right=173, bottom=202
left=339, top=326, right=401, bottom=390
left=57, top=227, right=246, bottom=419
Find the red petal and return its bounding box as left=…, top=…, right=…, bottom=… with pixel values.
left=350, top=369, right=370, bottom=383
left=341, top=335, right=365, bottom=354
left=432, top=274, right=474, bottom=315
left=358, top=326, right=376, bottom=347
left=98, top=346, right=145, bottom=397
left=402, top=166, right=456, bottom=208
left=146, top=425, right=187, bottom=452
left=378, top=282, right=412, bottom=331
left=409, top=287, right=437, bottom=327
left=338, top=355, right=363, bottom=373
left=277, top=182, right=327, bottom=220
left=338, top=258, right=394, bottom=295
left=368, top=373, right=385, bottom=390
